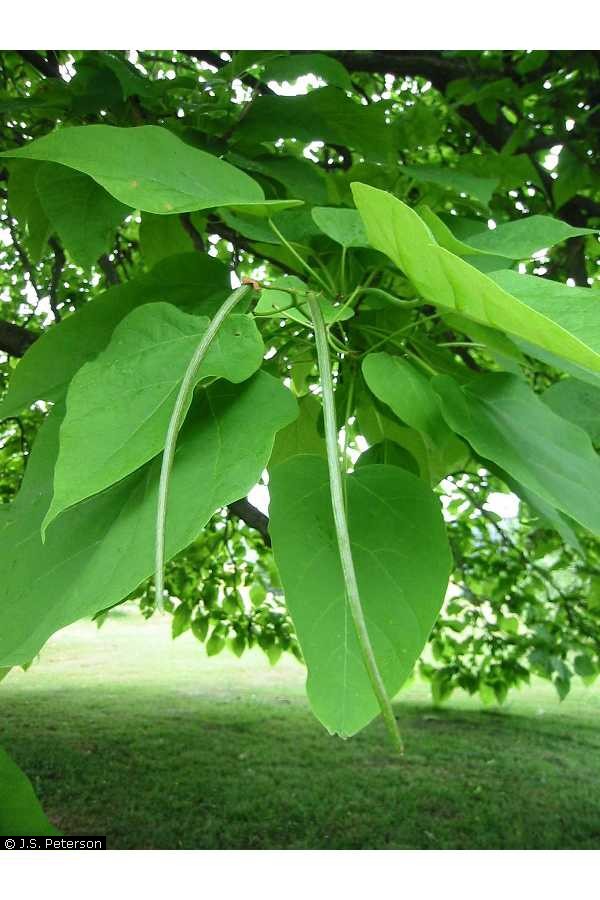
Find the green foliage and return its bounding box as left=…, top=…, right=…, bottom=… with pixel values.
left=433, top=373, right=600, bottom=533
left=36, top=163, right=130, bottom=268
left=1, top=124, right=269, bottom=214
left=1, top=49, right=599, bottom=749
left=269, top=455, right=451, bottom=736
left=0, top=377, right=296, bottom=666
left=44, top=305, right=264, bottom=528
left=0, top=745, right=59, bottom=835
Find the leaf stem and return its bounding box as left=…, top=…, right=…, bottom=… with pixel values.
left=155, top=283, right=254, bottom=610
left=268, top=219, right=334, bottom=296
left=355, top=287, right=422, bottom=309
left=307, top=293, right=404, bottom=755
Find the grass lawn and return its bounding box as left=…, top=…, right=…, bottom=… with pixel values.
left=1, top=606, right=600, bottom=850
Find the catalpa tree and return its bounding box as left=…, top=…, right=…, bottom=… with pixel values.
left=1, top=50, right=600, bottom=813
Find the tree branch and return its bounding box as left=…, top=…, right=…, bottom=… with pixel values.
left=227, top=498, right=271, bottom=546
left=17, top=51, right=61, bottom=79
left=179, top=213, right=205, bottom=251
left=0, top=320, right=37, bottom=357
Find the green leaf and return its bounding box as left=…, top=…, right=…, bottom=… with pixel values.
left=421, top=207, right=596, bottom=260
left=490, top=270, right=600, bottom=375
left=351, top=183, right=600, bottom=376
left=574, top=654, right=596, bottom=678
left=171, top=603, right=191, bottom=638
left=543, top=379, right=600, bottom=445
left=43, top=304, right=265, bottom=531
left=362, top=353, right=469, bottom=483
left=396, top=105, right=443, bottom=151
left=262, top=53, right=352, bottom=90
left=311, top=207, right=368, bottom=248
left=191, top=614, right=210, bottom=643
left=234, top=87, right=397, bottom=163
left=0, top=252, right=231, bottom=418
left=433, top=372, right=600, bottom=535
left=206, top=627, right=227, bottom=657
left=403, top=164, right=499, bottom=205
left=441, top=312, right=526, bottom=365
left=1, top=124, right=275, bottom=214
left=0, top=746, right=60, bottom=836
left=228, top=153, right=329, bottom=206
left=355, top=440, right=420, bottom=475
left=466, top=215, right=596, bottom=259
left=0, top=374, right=297, bottom=666
left=139, top=212, right=197, bottom=267
left=7, top=160, right=52, bottom=262
left=269, top=456, right=451, bottom=737
left=417, top=206, right=489, bottom=257
left=255, top=276, right=353, bottom=325
left=220, top=206, right=315, bottom=246
left=499, top=615, right=519, bottom=634
left=36, top=163, right=129, bottom=268
left=499, top=471, right=583, bottom=553
left=356, top=395, right=431, bottom=483
left=249, top=583, right=267, bottom=607
left=269, top=395, right=326, bottom=467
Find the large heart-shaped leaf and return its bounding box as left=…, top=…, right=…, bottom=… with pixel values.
left=0, top=374, right=297, bottom=666
left=0, top=253, right=231, bottom=419
left=433, top=372, right=600, bottom=535
left=352, top=183, right=600, bottom=375
left=234, top=88, right=397, bottom=163
left=43, top=303, right=265, bottom=531
left=0, top=125, right=300, bottom=215
left=269, top=455, right=451, bottom=737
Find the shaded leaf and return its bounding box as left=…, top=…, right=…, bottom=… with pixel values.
left=234, top=87, right=396, bottom=162
left=543, top=378, right=600, bottom=444
left=0, top=374, right=297, bottom=666
left=311, top=207, right=368, bottom=248
left=139, top=212, right=197, bottom=267
left=0, top=253, right=231, bottom=418
left=433, top=372, right=600, bottom=535
left=36, top=163, right=129, bottom=268
left=403, top=164, right=499, bottom=205
left=362, top=352, right=469, bottom=483
left=6, top=160, right=52, bottom=262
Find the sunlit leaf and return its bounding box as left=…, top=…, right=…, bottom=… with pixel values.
left=1, top=125, right=277, bottom=214
left=43, top=304, right=265, bottom=530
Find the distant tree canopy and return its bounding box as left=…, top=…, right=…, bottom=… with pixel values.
left=0, top=50, right=599, bottom=728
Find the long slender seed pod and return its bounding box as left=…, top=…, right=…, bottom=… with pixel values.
left=155, top=283, right=254, bottom=610
left=307, top=293, right=404, bottom=755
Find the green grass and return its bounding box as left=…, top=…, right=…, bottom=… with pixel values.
left=2, top=607, right=600, bottom=849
